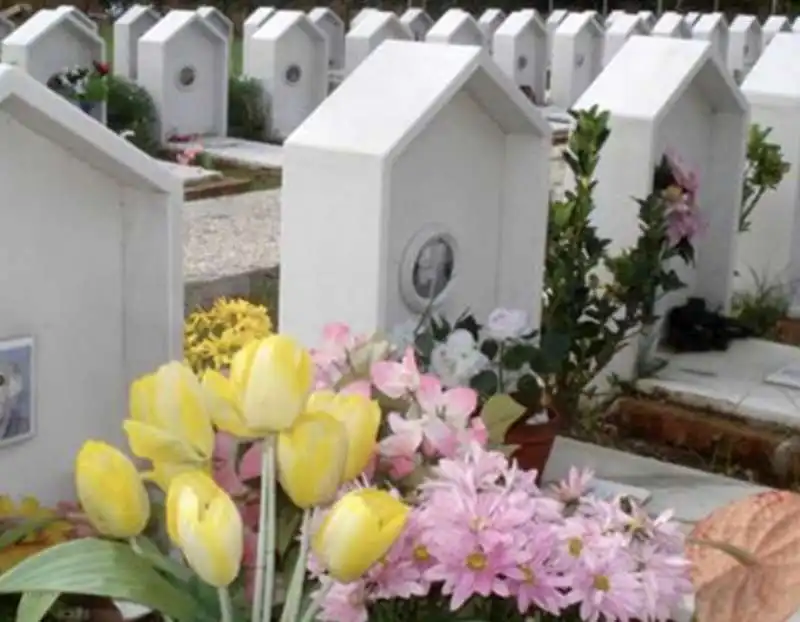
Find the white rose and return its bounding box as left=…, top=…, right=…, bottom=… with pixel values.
left=486, top=308, right=530, bottom=342
left=446, top=329, right=479, bottom=355
left=430, top=332, right=489, bottom=388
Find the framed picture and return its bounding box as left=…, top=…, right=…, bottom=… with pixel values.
left=0, top=336, right=35, bottom=448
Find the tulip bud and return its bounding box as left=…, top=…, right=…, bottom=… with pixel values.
left=75, top=441, right=150, bottom=538
left=306, top=390, right=380, bottom=482
left=277, top=412, right=348, bottom=508
left=231, top=335, right=314, bottom=434
left=167, top=471, right=243, bottom=588
left=312, top=489, right=410, bottom=583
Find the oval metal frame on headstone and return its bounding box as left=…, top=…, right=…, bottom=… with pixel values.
left=399, top=224, right=459, bottom=313
left=176, top=65, right=197, bottom=90
left=284, top=64, right=302, bottom=85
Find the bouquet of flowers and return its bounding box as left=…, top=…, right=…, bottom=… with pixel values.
left=0, top=328, right=691, bottom=622
left=46, top=61, right=110, bottom=107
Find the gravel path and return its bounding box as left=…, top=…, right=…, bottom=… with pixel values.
left=183, top=146, right=569, bottom=283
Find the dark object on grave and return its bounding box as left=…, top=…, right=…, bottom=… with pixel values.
left=665, top=297, right=753, bottom=353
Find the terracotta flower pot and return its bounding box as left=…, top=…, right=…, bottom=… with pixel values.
left=504, top=407, right=561, bottom=479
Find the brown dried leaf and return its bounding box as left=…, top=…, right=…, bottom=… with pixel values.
left=688, top=490, right=800, bottom=622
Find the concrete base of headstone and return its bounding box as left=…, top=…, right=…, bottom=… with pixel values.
left=167, top=137, right=284, bottom=170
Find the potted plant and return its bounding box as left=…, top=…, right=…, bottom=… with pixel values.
left=46, top=61, right=110, bottom=114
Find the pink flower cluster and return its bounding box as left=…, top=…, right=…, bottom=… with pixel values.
left=311, top=323, right=487, bottom=480
left=663, top=150, right=705, bottom=247
left=310, top=445, right=692, bottom=622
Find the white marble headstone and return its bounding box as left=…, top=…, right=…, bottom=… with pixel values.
left=280, top=41, right=552, bottom=347
left=727, top=14, right=762, bottom=83
left=344, top=11, right=410, bottom=76
left=250, top=10, right=327, bottom=141
left=399, top=8, right=433, bottom=42
left=493, top=9, right=547, bottom=103
left=308, top=7, right=345, bottom=70
left=242, top=7, right=276, bottom=77
left=53, top=6, right=97, bottom=32
left=113, top=4, right=160, bottom=81
left=196, top=6, right=233, bottom=43
left=550, top=11, right=604, bottom=109
left=692, top=12, right=729, bottom=65
left=545, top=9, right=569, bottom=66
left=575, top=36, right=748, bottom=379
left=652, top=11, right=692, bottom=38
left=763, top=15, right=790, bottom=46
left=739, top=34, right=800, bottom=314
left=426, top=9, right=485, bottom=47
left=637, top=10, right=656, bottom=32
left=478, top=8, right=506, bottom=50
left=350, top=7, right=379, bottom=30
left=684, top=11, right=701, bottom=28
left=602, top=12, right=649, bottom=66
left=0, top=64, right=182, bottom=504
left=2, top=9, right=107, bottom=124
left=137, top=10, right=229, bottom=142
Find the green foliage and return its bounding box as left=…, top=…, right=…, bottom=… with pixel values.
left=0, top=538, right=200, bottom=622
left=106, top=75, right=159, bottom=155
left=228, top=76, right=270, bottom=142
left=541, top=107, right=693, bottom=424
left=479, top=394, right=526, bottom=445
left=731, top=269, right=792, bottom=339
left=739, top=124, right=790, bottom=233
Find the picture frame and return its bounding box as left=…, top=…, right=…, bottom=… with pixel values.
left=0, top=336, right=35, bottom=448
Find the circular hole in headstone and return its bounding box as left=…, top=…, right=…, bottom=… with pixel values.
left=177, top=66, right=196, bottom=88
left=517, top=55, right=528, bottom=71
left=575, top=54, right=585, bottom=68
left=285, top=64, right=302, bottom=85
left=411, top=236, right=455, bottom=300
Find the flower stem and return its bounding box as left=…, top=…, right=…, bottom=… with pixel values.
left=278, top=510, right=312, bottom=622
left=261, top=436, right=278, bottom=622
left=298, top=582, right=332, bottom=622
left=251, top=435, right=276, bottom=622
left=218, top=587, right=234, bottom=622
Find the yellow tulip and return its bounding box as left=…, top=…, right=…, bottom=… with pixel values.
left=75, top=441, right=150, bottom=538
left=123, top=362, right=215, bottom=489
left=276, top=412, right=348, bottom=508
left=167, top=471, right=243, bottom=588
left=203, top=335, right=314, bottom=436
left=306, top=390, right=381, bottom=481
left=312, top=489, right=410, bottom=583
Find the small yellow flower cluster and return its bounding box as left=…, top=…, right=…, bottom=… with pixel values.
left=184, top=298, right=273, bottom=373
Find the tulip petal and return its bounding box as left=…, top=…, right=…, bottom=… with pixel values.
left=129, top=375, right=157, bottom=424
left=229, top=340, right=259, bottom=392
left=75, top=441, right=150, bottom=538
left=277, top=412, right=348, bottom=509
left=123, top=420, right=204, bottom=465
left=202, top=371, right=252, bottom=438
left=328, top=394, right=381, bottom=481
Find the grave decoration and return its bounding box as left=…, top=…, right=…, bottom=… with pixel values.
left=45, top=60, right=110, bottom=113
left=0, top=332, right=692, bottom=622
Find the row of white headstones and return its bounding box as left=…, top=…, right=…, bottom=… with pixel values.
left=3, top=5, right=796, bottom=144
left=1, top=11, right=800, bottom=502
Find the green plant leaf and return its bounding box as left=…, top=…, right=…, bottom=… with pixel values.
left=129, top=536, right=192, bottom=582
left=16, top=591, right=59, bottom=622
left=0, top=538, right=199, bottom=621
left=479, top=394, right=526, bottom=445
left=0, top=518, right=58, bottom=551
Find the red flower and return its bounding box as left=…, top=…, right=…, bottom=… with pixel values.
left=92, top=61, right=110, bottom=76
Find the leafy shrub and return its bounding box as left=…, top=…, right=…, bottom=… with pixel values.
left=105, top=75, right=159, bottom=155
left=228, top=76, right=270, bottom=142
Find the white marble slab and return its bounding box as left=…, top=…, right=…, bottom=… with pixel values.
left=168, top=137, right=284, bottom=170
left=636, top=338, right=800, bottom=429
left=161, top=161, right=222, bottom=186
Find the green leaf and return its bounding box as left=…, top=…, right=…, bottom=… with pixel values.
left=16, top=591, right=59, bottom=622
left=479, top=394, right=526, bottom=445
left=0, top=518, right=58, bottom=551
left=470, top=369, right=499, bottom=396
left=129, top=536, right=192, bottom=582
left=0, top=538, right=199, bottom=621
